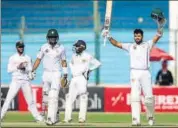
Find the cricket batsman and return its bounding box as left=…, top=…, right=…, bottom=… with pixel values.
left=102, top=9, right=166, bottom=126
left=1, top=41, right=43, bottom=122
left=64, top=40, right=101, bottom=123
left=32, top=29, right=68, bottom=125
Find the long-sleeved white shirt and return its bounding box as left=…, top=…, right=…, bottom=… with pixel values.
left=7, top=53, right=32, bottom=80
left=37, top=43, right=66, bottom=72
left=69, top=51, right=101, bottom=77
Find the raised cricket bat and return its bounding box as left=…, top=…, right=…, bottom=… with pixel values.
left=103, top=0, right=113, bottom=46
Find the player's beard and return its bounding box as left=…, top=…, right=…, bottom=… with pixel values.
left=76, top=47, right=83, bottom=54
left=49, top=41, right=57, bottom=47
left=17, top=48, right=24, bottom=55
left=135, top=39, right=142, bottom=45
left=48, top=38, right=58, bottom=47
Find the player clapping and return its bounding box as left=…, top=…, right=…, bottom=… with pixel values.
left=1, top=41, right=43, bottom=122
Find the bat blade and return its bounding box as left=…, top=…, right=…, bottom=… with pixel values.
left=103, top=0, right=113, bottom=46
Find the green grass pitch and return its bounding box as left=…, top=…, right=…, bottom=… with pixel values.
left=1, top=111, right=178, bottom=127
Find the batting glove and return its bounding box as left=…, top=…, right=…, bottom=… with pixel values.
left=101, top=29, right=111, bottom=39
left=60, top=74, right=68, bottom=88
left=28, top=71, right=36, bottom=80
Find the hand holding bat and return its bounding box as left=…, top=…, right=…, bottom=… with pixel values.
left=102, top=0, right=112, bottom=46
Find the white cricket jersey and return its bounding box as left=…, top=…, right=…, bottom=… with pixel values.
left=122, top=40, right=154, bottom=70
left=7, top=53, right=32, bottom=80
left=69, top=51, right=101, bottom=77
left=37, top=43, right=66, bottom=72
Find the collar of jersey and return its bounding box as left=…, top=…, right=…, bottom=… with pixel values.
left=75, top=52, right=84, bottom=56
left=16, top=53, right=25, bottom=56
left=134, top=42, right=145, bottom=46
left=47, top=43, right=60, bottom=48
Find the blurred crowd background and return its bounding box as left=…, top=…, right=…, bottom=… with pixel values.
left=1, top=0, right=178, bottom=86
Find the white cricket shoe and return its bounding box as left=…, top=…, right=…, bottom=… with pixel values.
left=45, top=118, right=54, bottom=126
left=55, top=111, right=60, bottom=124
left=36, top=119, right=44, bottom=124
left=79, top=118, right=85, bottom=123
left=35, top=115, right=44, bottom=123
left=132, top=118, right=141, bottom=126
left=148, top=119, right=154, bottom=126
left=63, top=119, right=72, bottom=123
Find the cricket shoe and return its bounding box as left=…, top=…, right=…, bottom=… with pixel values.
left=35, top=115, right=44, bottom=123
left=78, top=118, right=86, bottom=123
left=132, top=118, right=141, bottom=126
left=63, top=119, right=72, bottom=123
left=45, top=118, right=55, bottom=126
left=148, top=117, right=154, bottom=126
left=55, top=111, right=60, bottom=123
left=53, top=117, right=60, bottom=125
left=36, top=120, right=45, bottom=124
left=54, top=118, right=60, bottom=124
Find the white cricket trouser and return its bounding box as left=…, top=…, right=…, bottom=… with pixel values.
left=42, top=71, right=62, bottom=91
left=130, top=69, right=154, bottom=123
left=42, top=71, right=61, bottom=123
left=1, top=79, right=42, bottom=120
left=64, top=75, right=88, bottom=121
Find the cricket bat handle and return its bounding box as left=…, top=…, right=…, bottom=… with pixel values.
left=103, top=36, right=107, bottom=46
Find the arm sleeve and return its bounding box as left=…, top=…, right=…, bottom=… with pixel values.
left=60, top=48, right=66, bottom=60
left=89, top=55, right=101, bottom=71
left=36, top=47, right=44, bottom=59
left=7, top=56, right=18, bottom=73
left=168, top=71, right=174, bottom=85
left=147, top=40, right=154, bottom=50
left=121, top=43, right=131, bottom=52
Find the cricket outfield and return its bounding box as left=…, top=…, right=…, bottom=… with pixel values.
left=1, top=112, right=178, bottom=128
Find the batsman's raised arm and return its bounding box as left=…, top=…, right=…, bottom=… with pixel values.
left=152, top=24, right=164, bottom=44
left=108, top=37, right=123, bottom=49
left=151, top=8, right=166, bottom=44
left=101, top=30, right=123, bottom=49
left=152, top=30, right=162, bottom=44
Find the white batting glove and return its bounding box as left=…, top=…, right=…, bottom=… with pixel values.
left=157, top=18, right=166, bottom=29
left=101, top=29, right=111, bottom=38
left=28, top=71, right=36, bottom=80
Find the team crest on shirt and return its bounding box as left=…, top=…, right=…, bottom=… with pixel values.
left=133, top=45, right=137, bottom=49
left=82, top=59, right=87, bottom=63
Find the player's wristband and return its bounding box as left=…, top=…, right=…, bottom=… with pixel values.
left=107, top=36, right=112, bottom=41
left=62, top=67, right=68, bottom=74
